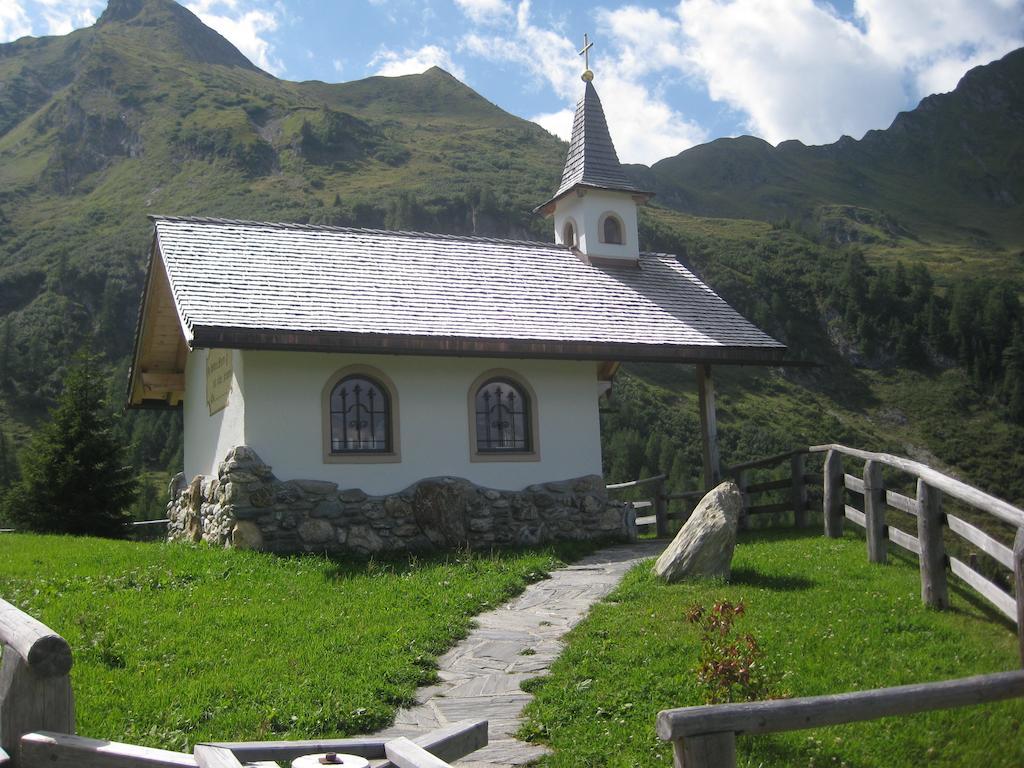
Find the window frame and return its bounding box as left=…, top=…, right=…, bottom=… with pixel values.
left=467, top=369, right=541, bottom=463
left=321, top=365, right=401, bottom=464
left=599, top=212, right=625, bottom=245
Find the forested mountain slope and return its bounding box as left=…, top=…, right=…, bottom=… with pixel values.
left=0, top=0, right=1021, bottom=510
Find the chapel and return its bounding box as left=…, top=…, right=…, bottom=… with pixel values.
left=127, top=53, right=785, bottom=553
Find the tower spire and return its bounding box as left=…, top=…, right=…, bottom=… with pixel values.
left=533, top=34, right=652, bottom=265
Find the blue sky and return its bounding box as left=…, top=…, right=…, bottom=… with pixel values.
left=4, top=0, right=1023, bottom=164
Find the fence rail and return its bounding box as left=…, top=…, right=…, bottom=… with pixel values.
left=816, top=443, right=1024, bottom=656
left=18, top=720, right=487, bottom=768
left=657, top=670, right=1024, bottom=767
left=640, top=440, right=1024, bottom=767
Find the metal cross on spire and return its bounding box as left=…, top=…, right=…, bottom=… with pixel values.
left=579, top=33, right=594, bottom=81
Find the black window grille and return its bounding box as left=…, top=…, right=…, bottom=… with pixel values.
left=603, top=215, right=623, bottom=244
left=329, top=376, right=390, bottom=453
left=475, top=379, right=531, bottom=452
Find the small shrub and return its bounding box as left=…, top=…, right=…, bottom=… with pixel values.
left=686, top=599, right=772, bottom=704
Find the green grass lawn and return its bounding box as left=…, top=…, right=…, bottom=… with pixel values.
left=0, top=534, right=589, bottom=751
left=520, top=529, right=1023, bottom=768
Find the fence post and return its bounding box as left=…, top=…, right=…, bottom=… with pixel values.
left=0, top=603, right=75, bottom=768
left=823, top=449, right=844, bottom=538
left=737, top=469, right=750, bottom=531
left=863, top=459, right=887, bottom=564
left=672, top=733, right=737, bottom=768
left=655, top=476, right=669, bottom=538
left=791, top=453, right=808, bottom=528
left=916, top=480, right=949, bottom=610
left=1015, top=527, right=1024, bottom=667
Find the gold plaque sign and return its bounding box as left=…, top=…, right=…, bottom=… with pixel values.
left=206, top=349, right=232, bottom=415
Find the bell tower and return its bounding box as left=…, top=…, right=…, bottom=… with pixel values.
left=534, top=34, right=651, bottom=266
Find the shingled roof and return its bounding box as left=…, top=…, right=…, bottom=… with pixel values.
left=536, top=80, right=649, bottom=212
left=134, top=215, right=783, bottom=364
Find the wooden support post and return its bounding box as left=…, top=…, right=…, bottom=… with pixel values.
left=654, top=476, right=669, bottom=538
left=737, top=469, right=750, bottom=531
left=696, top=364, right=721, bottom=490
left=0, top=649, right=75, bottom=768
left=1015, top=527, right=1024, bottom=667
left=0, top=599, right=75, bottom=768
left=673, top=733, right=737, bottom=768
left=791, top=453, right=808, bottom=528
left=863, top=459, right=887, bottom=564
left=916, top=480, right=949, bottom=610
left=823, top=449, right=844, bottom=538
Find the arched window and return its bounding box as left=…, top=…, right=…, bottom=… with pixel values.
left=329, top=375, right=391, bottom=453
left=474, top=378, right=532, bottom=452
left=601, top=214, right=624, bottom=245
left=562, top=221, right=577, bottom=248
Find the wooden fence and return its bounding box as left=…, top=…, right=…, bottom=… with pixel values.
left=643, top=441, right=1024, bottom=767
left=608, top=450, right=824, bottom=537
left=610, top=443, right=1024, bottom=655
left=658, top=670, right=1024, bottom=767
left=0, top=599, right=487, bottom=768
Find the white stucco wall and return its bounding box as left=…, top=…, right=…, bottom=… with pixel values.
left=184, top=348, right=246, bottom=479
left=225, top=351, right=604, bottom=495
left=553, top=188, right=640, bottom=261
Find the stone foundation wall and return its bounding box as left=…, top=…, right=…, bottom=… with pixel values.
left=167, top=446, right=635, bottom=554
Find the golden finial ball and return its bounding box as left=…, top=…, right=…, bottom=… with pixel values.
left=581, top=69, right=594, bottom=82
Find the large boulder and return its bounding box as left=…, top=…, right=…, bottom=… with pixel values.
left=653, top=481, right=742, bottom=582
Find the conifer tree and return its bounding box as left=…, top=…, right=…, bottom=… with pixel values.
left=1, top=354, right=137, bottom=536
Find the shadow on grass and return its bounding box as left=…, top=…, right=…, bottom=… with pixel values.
left=730, top=566, right=816, bottom=592
left=737, top=526, right=826, bottom=545
left=870, top=539, right=1016, bottom=633
left=316, top=539, right=605, bottom=582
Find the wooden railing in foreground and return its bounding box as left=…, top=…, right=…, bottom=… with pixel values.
left=2, top=596, right=486, bottom=768
left=657, top=670, right=1024, bottom=767
left=17, top=719, right=487, bottom=768
left=649, top=442, right=1024, bottom=766
left=0, top=599, right=75, bottom=767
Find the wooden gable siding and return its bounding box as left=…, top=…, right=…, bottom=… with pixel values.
left=128, top=248, right=187, bottom=407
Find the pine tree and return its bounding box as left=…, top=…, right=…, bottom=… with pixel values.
left=1, top=354, right=137, bottom=536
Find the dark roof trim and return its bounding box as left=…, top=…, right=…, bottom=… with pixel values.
left=190, top=325, right=790, bottom=366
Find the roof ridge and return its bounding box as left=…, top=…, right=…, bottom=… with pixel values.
left=149, top=215, right=562, bottom=250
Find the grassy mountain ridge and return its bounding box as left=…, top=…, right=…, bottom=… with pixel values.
left=0, top=0, right=1022, bottom=512
left=630, top=48, right=1024, bottom=281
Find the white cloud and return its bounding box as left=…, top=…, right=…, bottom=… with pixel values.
left=673, top=0, right=1024, bottom=145
left=854, top=0, right=1024, bottom=96
left=185, top=0, right=284, bottom=74
left=332, top=58, right=344, bottom=73
left=462, top=0, right=1022, bottom=156
left=370, top=44, right=465, bottom=79
left=0, top=0, right=33, bottom=42
left=530, top=108, right=574, bottom=141
left=29, top=0, right=102, bottom=36
left=453, top=0, right=511, bottom=25
left=676, top=0, right=907, bottom=145
left=462, top=1, right=707, bottom=163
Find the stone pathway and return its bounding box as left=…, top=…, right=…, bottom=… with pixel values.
left=371, top=540, right=666, bottom=767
